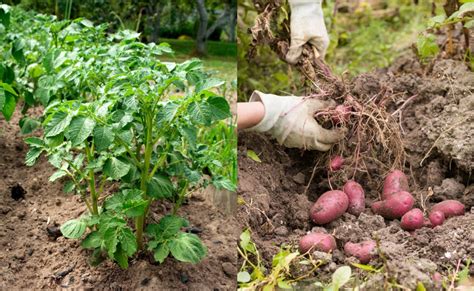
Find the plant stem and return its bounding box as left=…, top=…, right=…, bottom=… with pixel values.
left=172, top=182, right=189, bottom=215
left=135, top=111, right=153, bottom=249
left=85, top=143, right=98, bottom=215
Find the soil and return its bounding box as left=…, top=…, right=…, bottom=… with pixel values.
left=0, top=111, right=238, bottom=290
left=237, top=55, right=473, bottom=289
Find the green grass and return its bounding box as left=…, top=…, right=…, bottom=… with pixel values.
left=160, top=38, right=237, bottom=83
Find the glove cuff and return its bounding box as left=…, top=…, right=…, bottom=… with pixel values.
left=247, top=91, right=284, bottom=133
left=289, top=0, right=322, bottom=5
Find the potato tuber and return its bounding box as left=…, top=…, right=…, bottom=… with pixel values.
left=343, top=180, right=365, bottom=216
left=299, top=232, right=337, bottom=254
left=310, top=190, right=349, bottom=225
left=400, top=208, right=424, bottom=231
left=371, top=191, right=414, bottom=219
left=382, top=170, right=409, bottom=199
left=344, top=240, right=376, bottom=264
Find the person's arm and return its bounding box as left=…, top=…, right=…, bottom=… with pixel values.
left=237, top=91, right=346, bottom=151
left=237, top=102, right=265, bottom=129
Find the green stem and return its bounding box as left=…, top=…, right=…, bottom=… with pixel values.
left=85, top=143, right=98, bottom=215
left=172, top=182, right=189, bottom=215
left=135, top=112, right=154, bottom=249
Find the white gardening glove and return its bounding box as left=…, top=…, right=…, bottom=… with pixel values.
left=286, top=0, right=329, bottom=64
left=247, top=91, right=345, bottom=151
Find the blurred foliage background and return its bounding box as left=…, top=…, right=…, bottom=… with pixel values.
left=237, top=0, right=449, bottom=101
left=4, top=0, right=237, bottom=82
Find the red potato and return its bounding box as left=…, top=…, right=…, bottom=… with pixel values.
left=299, top=233, right=337, bottom=254
left=329, top=156, right=344, bottom=171
left=310, top=190, right=349, bottom=225
left=382, top=170, right=409, bottom=199
left=344, top=240, right=376, bottom=264
left=343, top=180, right=365, bottom=216
left=332, top=105, right=352, bottom=124
left=431, top=200, right=465, bottom=218
left=429, top=210, right=445, bottom=227
left=400, top=208, right=424, bottom=231
left=371, top=191, right=414, bottom=219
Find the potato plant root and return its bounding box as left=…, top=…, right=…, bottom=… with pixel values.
left=238, top=52, right=474, bottom=288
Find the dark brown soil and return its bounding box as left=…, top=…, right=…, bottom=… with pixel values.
left=0, top=111, right=238, bottom=290
left=237, top=55, right=473, bottom=289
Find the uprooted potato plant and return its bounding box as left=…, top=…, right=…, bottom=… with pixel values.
left=248, top=0, right=408, bottom=187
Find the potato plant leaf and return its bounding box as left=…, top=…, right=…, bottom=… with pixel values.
left=45, top=111, right=73, bottom=137
left=60, top=219, right=86, bottom=239
left=169, top=232, right=207, bottom=264
left=67, top=116, right=96, bottom=146
left=147, top=174, right=174, bottom=199
left=103, top=157, right=130, bottom=179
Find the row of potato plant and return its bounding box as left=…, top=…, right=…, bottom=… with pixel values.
left=1, top=4, right=236, bottom=268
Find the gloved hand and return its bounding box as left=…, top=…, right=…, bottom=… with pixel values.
left=286, top=0, right=329, bottom=64
left=247, top=91, right=345, bottom=151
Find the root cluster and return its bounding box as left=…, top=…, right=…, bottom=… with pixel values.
left=249, top=0, right=407, bottom=186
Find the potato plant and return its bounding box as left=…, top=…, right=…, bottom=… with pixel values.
left=7, top=4, right=236, bottom=269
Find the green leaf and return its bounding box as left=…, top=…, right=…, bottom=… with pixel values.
left=416, top=282, right=427, bottom=291
left=212, top=177, right=237, bottom=192
left=60, top=219, right=86, bottom=239
left=428, top=14, right=446, bottom=27
left=169, top=232, right=207, bottom=264
left=114, top=246, right=129, bottom=269
left=459, top=3, right=474, bottom=17
left=103, top=157, right=130, bottom=179
left=351, top=263, right=380, bottom=272
left=152, top=243, right=170, bottom=264
left=246, top=150, right=261, bottom=163
left=122, top=199, right=148, bottom=217
left=49, top=170, right=67, bottom=182
left=25, top=147, right=43, bottom=166
left=277, top=279, right=293, bottom=290
left=20, top=117, right=41, bottom=134
left=237, top=271, right=251, bottom=283
left=81, top=231, right=102, bottom=249
left=196, top=78, right=225, bottom=93
left=416, top=34, right=439, bottom=62
left=147, top=174, right=174, bottom=199
left=67, top=116, right=96, bottom=146
left=45, top=111, right=73, bottom=137
left=332, top=266, right=351, bottom=289
left=63, top=180, right=75, bottom=193
left=146, top=215, right=188, bottom=240
left=1, top=92, right=16, bottom=121
left=104, top=227, right=119, bottom=259
left=0, top=82, right=17, bottom=96
left=119, top=227, right=137, bottom=257
left=0, top=89, right=4, bottom=111
left=157, top=101, right=180, bottom=123
left=24, top=137, right=44, bottom=147
left=207, top=96, right=231, bottom=121
left=465, top=19, right=474, bottom=28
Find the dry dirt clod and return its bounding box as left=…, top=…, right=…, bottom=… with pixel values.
left=221, top=262, right=235, bottom=277
left=10, top=183, right=26, bottom=201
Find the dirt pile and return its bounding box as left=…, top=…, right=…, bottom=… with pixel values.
left=237, top=55, right=473, bottom=288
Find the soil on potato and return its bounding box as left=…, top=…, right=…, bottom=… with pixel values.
left=0, top=111, right=238, bottom=290
left=237, top=55, right=473, bottom=289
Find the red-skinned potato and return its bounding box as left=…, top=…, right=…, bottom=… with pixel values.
left=371, top=191, right=414, bottom=219
left=431, top=200, right=465, bottom=218
left=329, top=156, right=344, bottom=172
left=310, top=190, right=349, bottom=225
left=299, top=233, right=336, bottom=254
left=429, top=210, right=445, bottom=227
left=343, top=180, right=365, bottom=216
left=400, top=208, right=424, bottom=231
left=332, top=105, right=352, bottom=124
left=382, top=170, right=409, bottom=199
left=344, top=240, right=376, bottom=264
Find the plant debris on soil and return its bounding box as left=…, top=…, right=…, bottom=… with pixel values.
left=0, top=111, right=238, bottom=290
left=237, top=53, right=474, bottom=288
